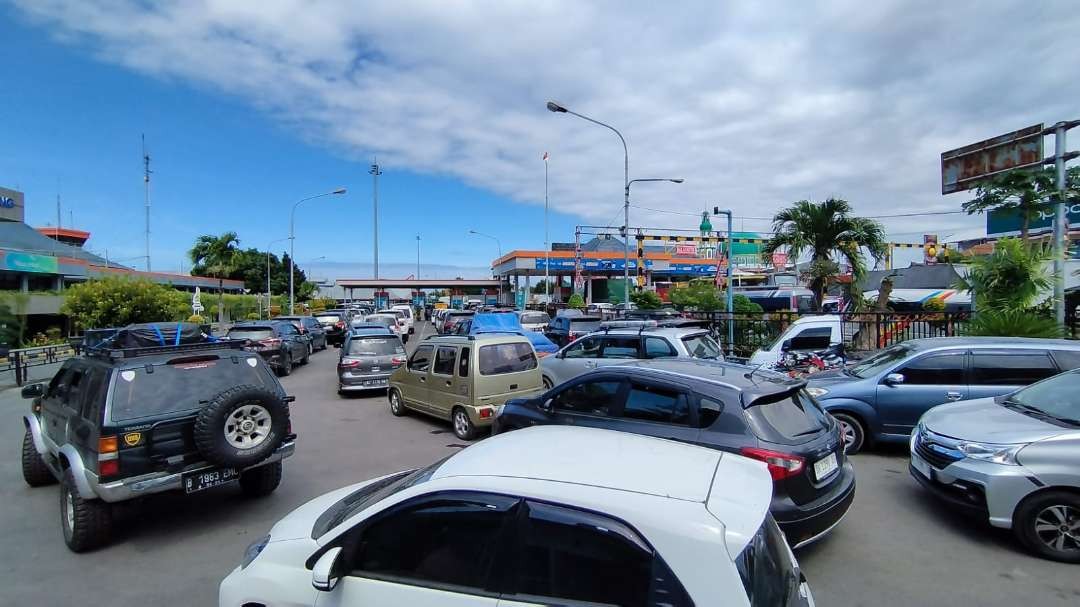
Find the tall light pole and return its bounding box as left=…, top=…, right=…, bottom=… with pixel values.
left=370, top=159, right=382, bottom=280
left=543, top=151, right=550, bottom=302
left=290, top=188, right=346, bottom=313
left=547, top=101, right=683, bottom=305
left=469, top=229, right=502, bottom=303
left=266, top=236, right=289, bottom=318
left=416, top=234, right=422, bottom=313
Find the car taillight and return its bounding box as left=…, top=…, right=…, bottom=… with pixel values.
left=568, top=332, right=578, bottom=342
left=98, top=435, right=119, bottom=478
left=479, top=408, right=493, bottom=419
left=339, top=360, right=361, bottom=369
left=392, top=356, right=406, bottom=366
left=740, top=447, right=805, bottom=481
left=336, top=321, right=345, bottom=329
left=259, top=338, right=282, bottom=347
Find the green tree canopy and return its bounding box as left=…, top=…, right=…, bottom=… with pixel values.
left=190, top=232, right=241, bottom=323
left=762, top=198, right=886, bottom=311
left=629, top=290, right=663, bottom=310
left=954, top=237, right=1052, bottom=312
left=567, top=293, right=585, bottom=310
left=61, top=277, right=187, bottom=330
left=962, top=166, right=1080, bottom=243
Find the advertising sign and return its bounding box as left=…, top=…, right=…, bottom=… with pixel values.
left=0, top=187, right=25, bottom=223
left=551, top=242, right=576, bottom=251
left=941, top=124, right=1044, bottom=194
left=674, top=244, right=698, bottom=256
left=923, top=235, right=938, bottom=265
left=771, top=252, right=788, bottom=269
left=0, top=250, right=59, bottom=274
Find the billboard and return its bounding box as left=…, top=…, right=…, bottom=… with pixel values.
left=0, top=187, right=26, bottom=223
left=986, top=204, right=1080, bottom=237
left=0, top=250, right=59, bottom=274
left=941, top=124, right=1044, bottom=195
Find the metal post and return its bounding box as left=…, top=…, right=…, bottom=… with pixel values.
left=544, top=154, right=550, bottom=303
left=370, top=159, right=382, bottom=280
left=289, top=214, right=296, bottom=315
left=1054, top=123, right=1068, bottom=327
left=142, top=134, right=152, bottom=272
left=622, top=154, right=630, bottom=306
left=713, top=208, right=735, bottom=354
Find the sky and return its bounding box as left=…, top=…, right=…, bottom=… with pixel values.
left=3, top=1, right=1078, bottom=280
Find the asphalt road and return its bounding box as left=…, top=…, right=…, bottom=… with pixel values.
left=1, top=322, right=1078, bottom=606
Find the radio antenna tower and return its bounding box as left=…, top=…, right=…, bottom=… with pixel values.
left=142, top=134, right=152, bottom=271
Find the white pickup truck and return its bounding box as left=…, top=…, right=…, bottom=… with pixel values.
left=748, top=315, right=847, bottom=367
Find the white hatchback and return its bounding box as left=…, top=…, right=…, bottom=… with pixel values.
left=219, top=426, right=814, bottom=607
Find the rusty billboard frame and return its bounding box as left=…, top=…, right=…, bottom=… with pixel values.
left=940, top=123, right=1044, bottom=194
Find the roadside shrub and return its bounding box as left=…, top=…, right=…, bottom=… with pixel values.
left=629, top=290, right=663, bottom=310
left=62, top=277, right=188, bottom=330
left=187, top=314, right=206, bottom=324
left=567, top=293, right=585, bottom=310
left=244, top=312, right=261, bottom=320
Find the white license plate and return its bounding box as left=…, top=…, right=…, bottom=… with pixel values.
left=911, top=453, right=932, bottom=479
left=813, top=452, right=838, bottom=481
left=364, top=378, right=388, bottom=387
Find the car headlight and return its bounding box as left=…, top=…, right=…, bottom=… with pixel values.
left=957, top=441, right=1028, bottom=465
left=805, top=387, right=828, bottom=398
left=241, top=534, right=271, bottom=569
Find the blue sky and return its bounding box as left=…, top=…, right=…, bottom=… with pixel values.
left=5, top=1, right=1078, bottom=278
left=1, top=8, right=581, bottom=279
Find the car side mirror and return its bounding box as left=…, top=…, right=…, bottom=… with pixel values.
left=884, top=373, right=905, bottom=386
left=780, top=339, right=792, bottom=352
left=312, top=546, right=343, bottom=592
left=21, top=383, right=44, bottom=399
left=538, top=398, right=554, bottom=413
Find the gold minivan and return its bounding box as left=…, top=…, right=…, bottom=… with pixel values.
left=388, top=334, right=543, bottom=440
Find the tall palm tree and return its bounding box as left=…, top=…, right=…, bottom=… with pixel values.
left=762, top=198, right=887, bottom=311
left=189, top=232, right=241, bottom=323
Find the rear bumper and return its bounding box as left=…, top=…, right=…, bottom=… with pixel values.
left=773, top=461, right=856, bottom=548
left=339, top=373, right=392, bottom=391
left=89, top=440, right=295, bottom=503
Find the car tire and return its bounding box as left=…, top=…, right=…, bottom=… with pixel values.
left=389, top=389, right=407, bottom=417
left=302, top=345, right=311, bottom=365
left=1014, top=491, right=1080, bottom=563
left=193, top=384, right=290, bottom=469
left=832, top=412, right=866, bottom=455
left=278, top=353, right=292, bottom=376
left=239, top=461, right=283, bottom=498
left=542, top=376, right=554, bottom=391
left=452, top=407, right=478, bottom=441
left=60, top=468, right=112, bottom=553
left=22, top=429, right=55, bottom=487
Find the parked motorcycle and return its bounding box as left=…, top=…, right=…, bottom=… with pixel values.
left=772, top=343, right=846, bottom=377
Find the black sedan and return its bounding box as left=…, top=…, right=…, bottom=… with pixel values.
left=226, top=320, right=309, bottom=376
left=493, top=358, right=855, bottom=548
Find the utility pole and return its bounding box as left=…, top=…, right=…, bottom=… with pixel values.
left=370, top=158, right=382, bottom=280
left=1051, top=120, right=1080, bottom=327
left=713, top=207, right=735, bottom=356
left=544, top=152, right=550, bottom=303
left=142, top=134, right=152, bottom=272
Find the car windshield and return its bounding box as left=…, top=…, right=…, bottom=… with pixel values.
left=347, top=337, right=404, bottom=356
left=736, top=516, right=800, bottom=607
left=520, top=312, right=549, bottom=324
left=311, top=457, right=447, bottom=539
left=1004, top=371, right=1080, bottom=425
left=226, top=328, right=275, bottom=341
left=110, top=355, right=275, bottom=422
left=849, top=344, right=913, bottom=378
left=682, top=333, right=722, bottom=360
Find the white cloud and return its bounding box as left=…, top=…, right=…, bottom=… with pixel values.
left=11, top=0, right=1079, bottom=242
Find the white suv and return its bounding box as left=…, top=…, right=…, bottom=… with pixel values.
left=219, top=426, right=814, bottom=607
left=390, top=304, right=415, bottom=334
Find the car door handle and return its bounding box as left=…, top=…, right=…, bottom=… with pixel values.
left=945, top=391, right=962, bottom=401
left=419, top=377, right=426, bottom=383
left=445, top=380, right=452, bottom=387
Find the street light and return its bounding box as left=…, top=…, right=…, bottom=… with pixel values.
left=469, top=229, right=503, bottom=303
left=547, top=100, right=683, bottom=305
left=290, top=188, right=346, bottom=314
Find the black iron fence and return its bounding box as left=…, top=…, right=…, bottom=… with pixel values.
left=685, top=311, right=972, bottom=360
left=1, top=343, right=78, bottom=386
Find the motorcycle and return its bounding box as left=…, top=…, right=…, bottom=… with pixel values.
left=772, top=343, right=846, bottom=378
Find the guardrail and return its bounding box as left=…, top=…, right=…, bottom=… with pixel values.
left=1, top=343, right=78, bottom=386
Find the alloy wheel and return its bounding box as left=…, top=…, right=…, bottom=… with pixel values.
left=1033, top=504, right=1080, bottom=554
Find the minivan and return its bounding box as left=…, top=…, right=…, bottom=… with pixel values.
left=388, top=334, right=544, bottom=440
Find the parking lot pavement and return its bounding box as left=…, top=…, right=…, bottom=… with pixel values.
left=0, top=322, right=1077, bottom=606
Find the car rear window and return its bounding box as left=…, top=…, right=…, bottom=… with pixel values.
left=347, top=337, right=404, bottom=356
left=479, top=342, right=538, bottom=375
left=569, top=319, right=603, bottom=332
left=520, top=312, right=549, bottom=324
left=110, top=355, right=276, bottom=422
left=744, top=389, right=830, bottom=444
left=736, top=516, right=799, bottom=607
left=226, top=328, right=275, bottom=341
left=315, top=314, right=341, bottom=323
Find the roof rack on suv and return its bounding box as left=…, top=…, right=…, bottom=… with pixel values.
left=84, top=339, right=248, bottom=361
left=599, top=320, right=658, bottom=333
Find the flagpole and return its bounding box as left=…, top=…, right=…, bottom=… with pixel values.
left=544, top=152, right=550, bottom=304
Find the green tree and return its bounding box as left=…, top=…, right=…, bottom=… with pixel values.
left=954, top=237, right=1052, bottom=312
left=567, top=293, right=585, bottom=310
left=962, top=166, right=1080, bottom=244
left=762, top=198, right=887, bottom=311
left=61, top=277, right=188, bottom=330
left=190, top=232, right=241, bottom=323
left=669, top=280, right=724, bottom=311
left=630, top=290, right=663, bottom=309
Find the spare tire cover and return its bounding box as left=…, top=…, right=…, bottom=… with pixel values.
left=194, top=384, right=290, bottom=468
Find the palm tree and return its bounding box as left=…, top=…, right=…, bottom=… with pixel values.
left=962, top=166, right=1080, bottom=244
left=762, top=198, right=887, bottom=311
left=189, top=232, right=241, bottom=324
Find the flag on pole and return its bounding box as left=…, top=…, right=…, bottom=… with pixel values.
left=542, top=151, right=549, bottom=161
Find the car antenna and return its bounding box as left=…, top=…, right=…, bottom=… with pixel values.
left=744, top=362, right=765, bottom=383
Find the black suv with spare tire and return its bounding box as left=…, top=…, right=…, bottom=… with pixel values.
left=19, top=323, right=296, bottom=552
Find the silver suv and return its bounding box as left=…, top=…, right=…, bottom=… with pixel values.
left=911, top=368, right=1080, bottom=562
left=540, top=324, right=723, bottom=389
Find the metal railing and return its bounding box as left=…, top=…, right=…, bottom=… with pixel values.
left=2, top=343, right=78, bottom=386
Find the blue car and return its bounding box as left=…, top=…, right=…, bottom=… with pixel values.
left=806, top=337, right=1080, bottom=454
left=458, top=312, right=559, bottom=355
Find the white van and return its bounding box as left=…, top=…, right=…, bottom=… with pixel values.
left=390, top=304, right=415, bottom=334
left=748, top=315, right=844, bottom=367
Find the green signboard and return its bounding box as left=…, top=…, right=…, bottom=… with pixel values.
left=1, top=250, right=59, bottom=274
left=986, top=205, right=1080, bottom=237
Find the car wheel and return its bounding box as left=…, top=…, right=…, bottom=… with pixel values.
left=60, top=468, right=112, bottom=553
left=22, top=428, right=56, bottom=487
left=1014, top=491, right=1080, bottom=563
left=542, top=376, right=554, bottom=391
left=239, top=462, right=283, bottom=498
left=278, top=354, right=292, bottom=376
left=302, top=345, right=311, bottom=365
left=452, top=407, right=477, bottom=441
left=832, top=412, right=866, bottom=455
left=193, top=384, right=290, bottom=468
left=389, top=389, right=407, bottom=417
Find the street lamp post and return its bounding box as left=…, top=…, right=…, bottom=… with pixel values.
left=266, top=236, right=289, bottom=318
left=370, top=159, right=382, bottom=280
left=290, top=188, right=346, bottom=314
left=543, top=152, right=550, bottom=303
left=469, top=229, right=503, bottom=303
left=546, top=101, right=682, bottom=306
